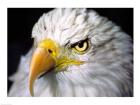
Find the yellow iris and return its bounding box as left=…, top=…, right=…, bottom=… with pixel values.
left=72, top=39, right=89, bottom=54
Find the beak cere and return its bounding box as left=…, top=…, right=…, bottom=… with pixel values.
left=29, top=39, right=57, bottom=96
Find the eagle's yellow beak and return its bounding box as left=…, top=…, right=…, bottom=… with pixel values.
left=29, top=39, right=58, bottom=96
left=29, top=39, right=84, bottom=96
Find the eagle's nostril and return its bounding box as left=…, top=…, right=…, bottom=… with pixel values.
left=48, top=49, right=53, bottom=53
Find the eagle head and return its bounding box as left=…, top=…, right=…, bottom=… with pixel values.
left=28, top=8, right=133, bottom=96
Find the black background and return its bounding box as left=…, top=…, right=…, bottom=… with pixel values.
left=8, top=8, right=133, bottom=92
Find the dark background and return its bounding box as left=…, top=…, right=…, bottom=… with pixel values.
left=8, top=8, right=133, bottom=93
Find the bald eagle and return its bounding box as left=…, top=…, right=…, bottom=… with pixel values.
left=8, top=8, right=133, bottom=97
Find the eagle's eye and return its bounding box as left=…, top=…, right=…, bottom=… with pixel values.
left=71, top=39, right=89, bottom=54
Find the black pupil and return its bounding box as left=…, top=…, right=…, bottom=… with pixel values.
left=78, top=42, right=84, bottom=48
